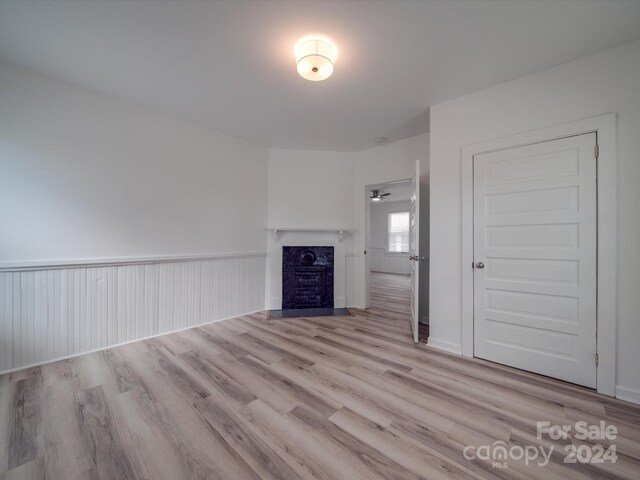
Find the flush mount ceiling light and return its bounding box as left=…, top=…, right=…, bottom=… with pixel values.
left=294, top=35, right=337, bottom=81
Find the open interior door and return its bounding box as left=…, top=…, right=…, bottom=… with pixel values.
left=409, top=160, right=420, bottom=343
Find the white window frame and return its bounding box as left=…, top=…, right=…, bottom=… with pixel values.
left=388, top=211, right=410, bottom=253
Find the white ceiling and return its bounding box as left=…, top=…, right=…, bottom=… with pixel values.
left=1, top=0, right=640, bottom=152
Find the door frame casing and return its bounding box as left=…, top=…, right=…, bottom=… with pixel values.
left=410, top=159, right=420, bottom=343
left=461, top=113, right=617, bottom=396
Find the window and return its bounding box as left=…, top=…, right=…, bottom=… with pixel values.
left=388, top=212, right=410, bottom=253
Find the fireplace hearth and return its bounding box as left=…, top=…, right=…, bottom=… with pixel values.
left=282, top=246, right=334, bottom=309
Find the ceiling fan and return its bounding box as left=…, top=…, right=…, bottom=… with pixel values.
left=370, top=189, right=390, bottom=202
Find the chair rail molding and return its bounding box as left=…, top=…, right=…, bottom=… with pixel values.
left=0, top=251, right=267, bottom=272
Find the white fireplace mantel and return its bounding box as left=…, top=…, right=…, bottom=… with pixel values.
left=265, top=227, right=350, bottom=310
left=264, top=227, right=352, bottom=242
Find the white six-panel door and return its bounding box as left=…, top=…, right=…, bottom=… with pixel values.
left=473, top=133, right=597, bottom=387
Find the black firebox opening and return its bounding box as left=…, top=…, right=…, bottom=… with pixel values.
left=282, top=246, right=334, bottom=309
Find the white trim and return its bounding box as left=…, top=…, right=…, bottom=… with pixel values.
left=0, top=309, right=264, bottom=376
left=265, top=226, right=353, bottom=231
left=426, top=337, right=462, bottom=355
left=615, top=386, right=640, bottom=406
left=0, top=251, right=267, bottom=272
left=364, top=185, right=372, bottom=309
left=265, top=227, right=352, bottom=241
left=461, top=113, right=617, bottom=397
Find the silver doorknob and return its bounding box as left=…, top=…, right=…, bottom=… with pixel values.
left=475, top=261, right=485, bottom=269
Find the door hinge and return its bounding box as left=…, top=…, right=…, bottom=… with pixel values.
left=594, top=144, right=599, bottom=159
left=595, top=353, right=599, bottom=367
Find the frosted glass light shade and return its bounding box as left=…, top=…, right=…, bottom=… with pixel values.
left=295, top=38, right=336, bottom=81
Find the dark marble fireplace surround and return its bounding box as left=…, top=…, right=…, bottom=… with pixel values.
left=282, top=246, right=334, bottom=310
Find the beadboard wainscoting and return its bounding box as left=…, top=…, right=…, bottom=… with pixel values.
left=0, top=253, right=267, bottom=374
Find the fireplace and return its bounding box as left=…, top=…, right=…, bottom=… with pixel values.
left=282, top=246, right=334, bottom=309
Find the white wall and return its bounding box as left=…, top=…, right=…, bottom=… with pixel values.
left=0, top=62, right=269, bottom=265
left=0, top=62, right=269, bottom=372
left=429, top=39, right=640, bottom=403
left=267, top=149, right=353, bottom=229
left=370, top=200, right=411, bottom=275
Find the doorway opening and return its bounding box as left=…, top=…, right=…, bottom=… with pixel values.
left=365, top=178, right=428, bottom=342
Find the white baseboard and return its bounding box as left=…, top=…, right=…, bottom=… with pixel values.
left=0, top=309, right=264, bottom=376
left=615, top=385, right=640, bottom=406
left=269, top=297, right=283, bottom=310
left=426, top=336, right=462, bottom=355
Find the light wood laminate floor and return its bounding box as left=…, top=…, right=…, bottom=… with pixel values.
left=369, top=271, right=429, bottom=341
left=1, top=273, right=639, bottom=479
